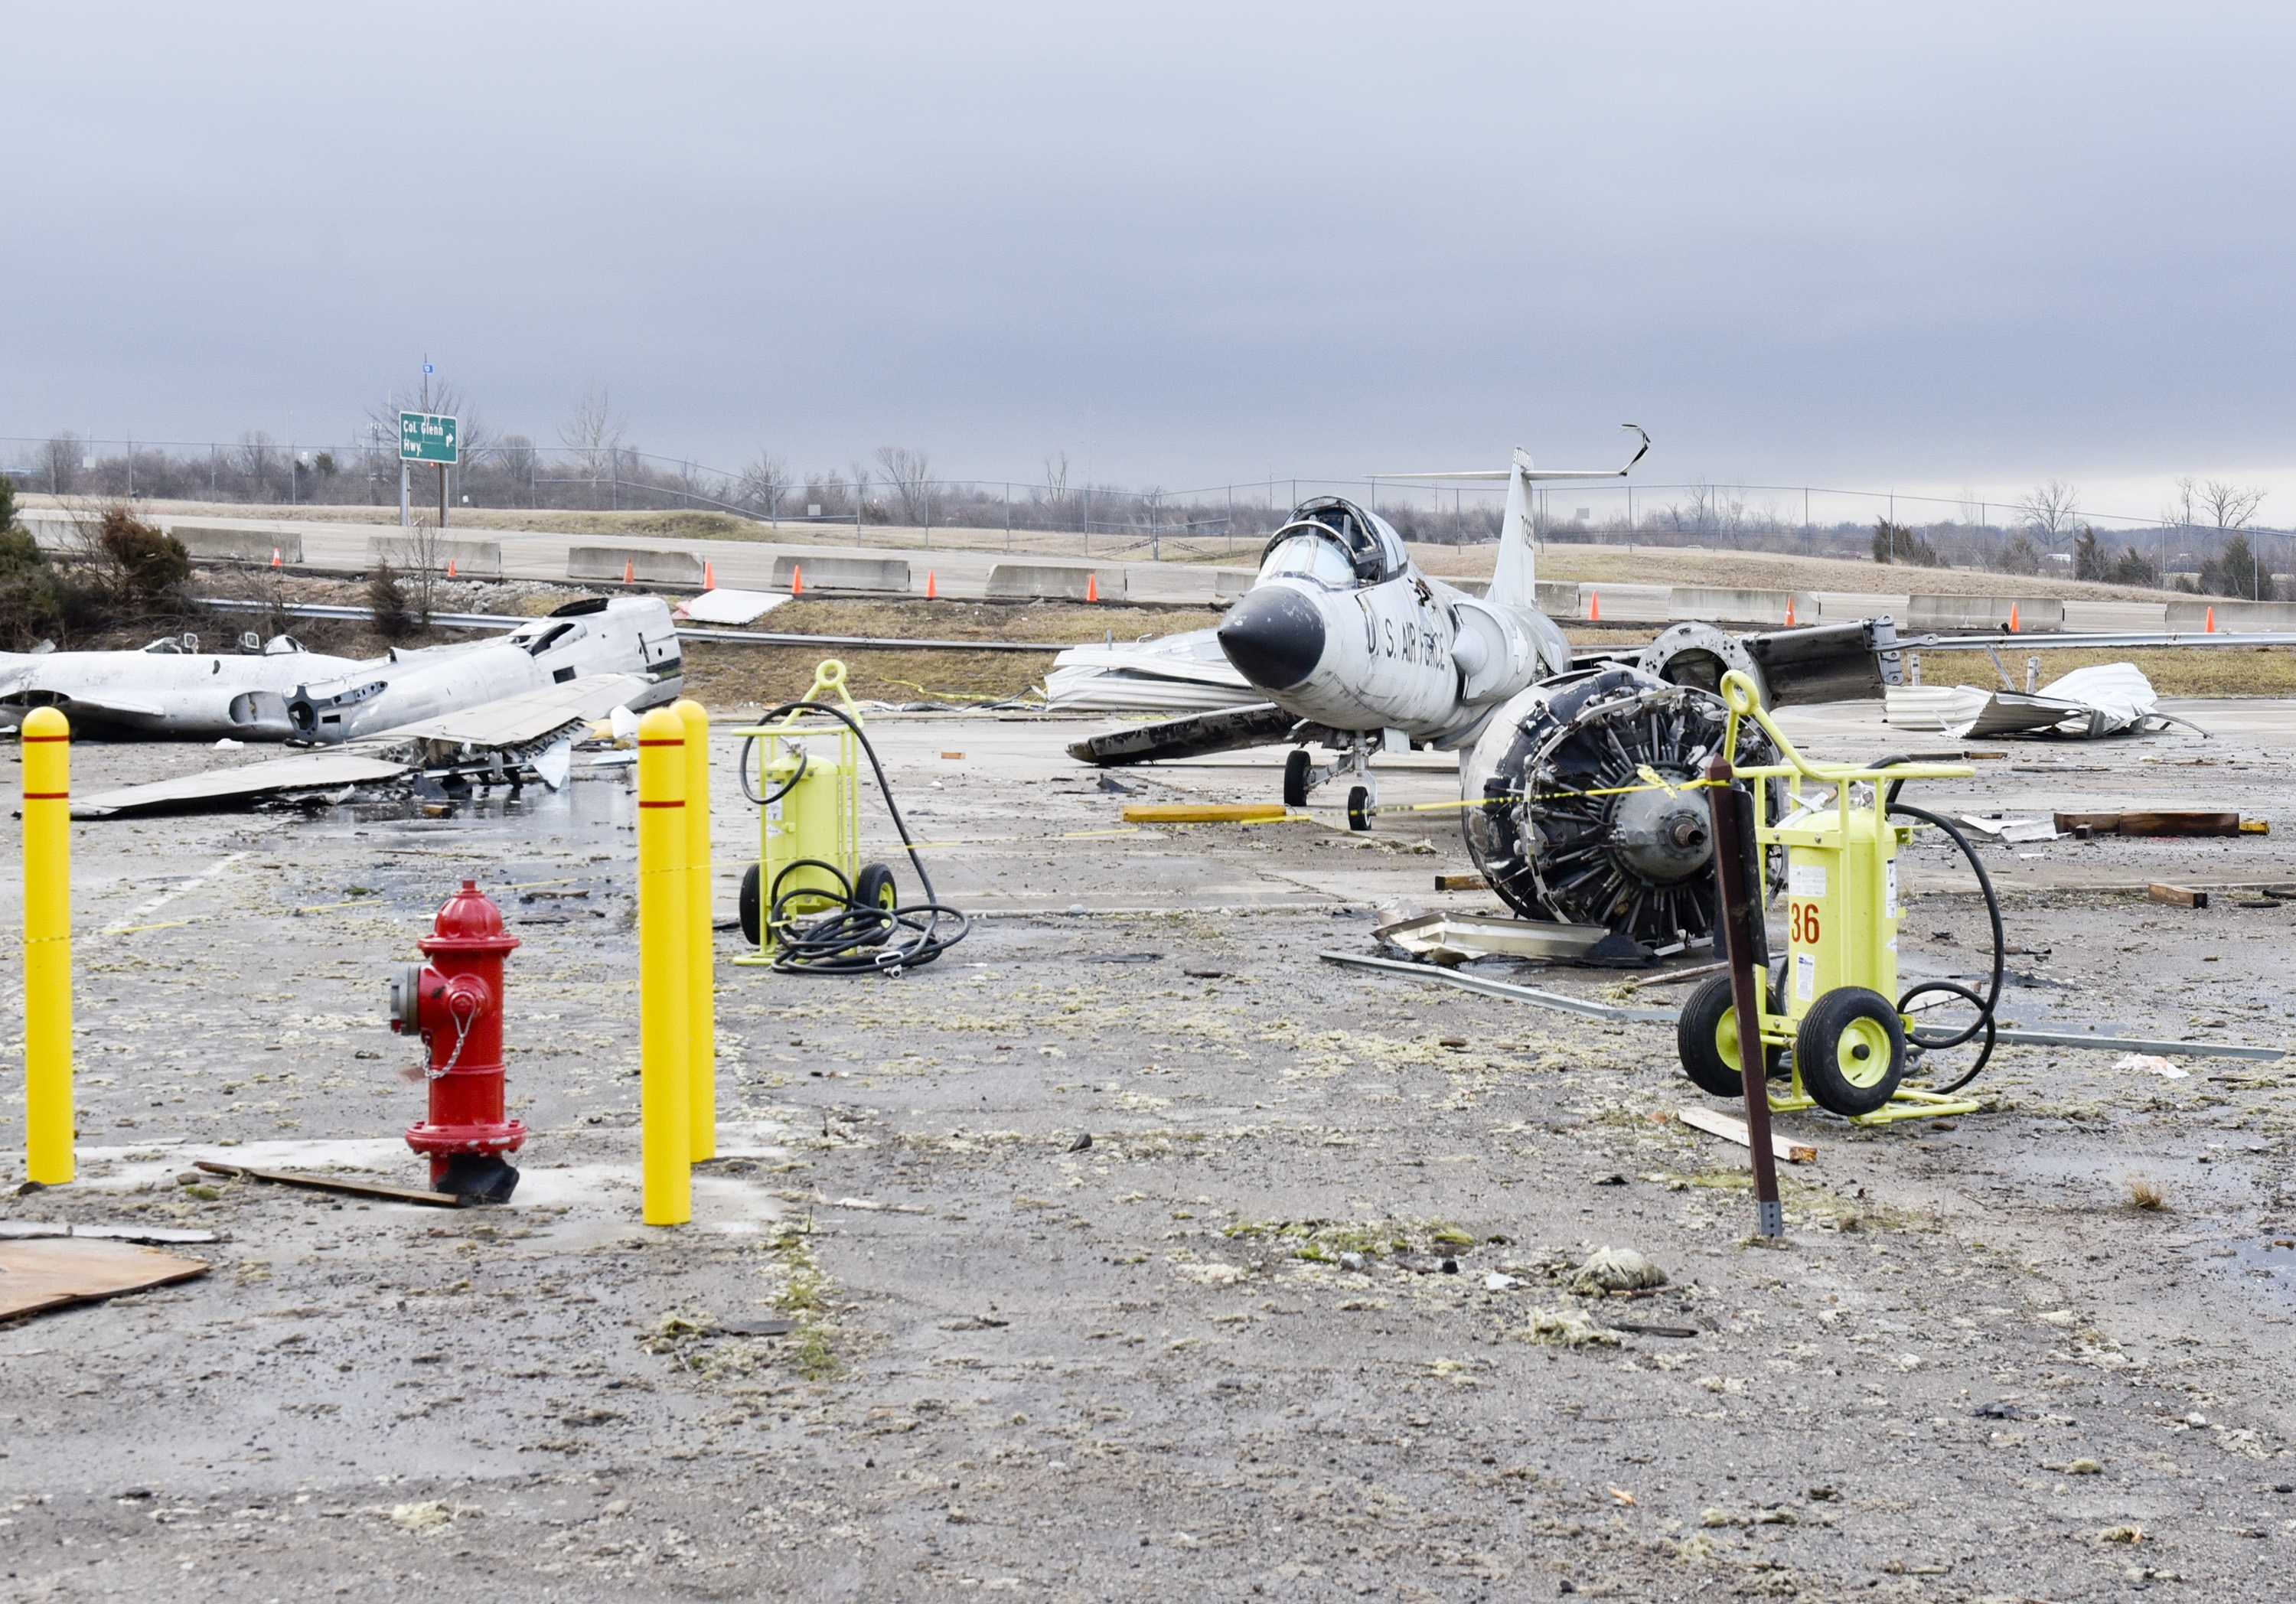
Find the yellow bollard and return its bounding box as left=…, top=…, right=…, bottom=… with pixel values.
left=676, top=697, right=716, bottom=1162
left=21, top=707, right=74, bottom=1186
left=637, top=706, right=690, bottom=1225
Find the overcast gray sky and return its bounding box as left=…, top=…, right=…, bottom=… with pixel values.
left=8, top=2, right=2294, bottom=520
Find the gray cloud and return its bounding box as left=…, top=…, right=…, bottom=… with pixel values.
left=8, top=1, right=2294, bottom=511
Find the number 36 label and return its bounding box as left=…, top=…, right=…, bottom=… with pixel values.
left=1789, top=901, right=1823, bottom=944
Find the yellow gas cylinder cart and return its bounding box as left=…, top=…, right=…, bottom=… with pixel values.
left=729, top=660, right=899, bottom=963
left=1675, top=670, right=2000, bottom=1123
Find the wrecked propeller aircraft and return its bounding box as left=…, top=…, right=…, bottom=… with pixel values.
left=1068, top=431, right=1900, bottom=956
left=11, top=597, right=686, bottom=817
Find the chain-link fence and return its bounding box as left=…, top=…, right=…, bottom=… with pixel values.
left=7, top=434, right=2291, bottom=594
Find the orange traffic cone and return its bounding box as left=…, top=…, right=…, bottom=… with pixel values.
left=270, top=546, right=282, bottom=569
left=2206, top=605, right=2216, bottom=633
left=703, top=559, right=716, bottom=590
left=622, top=557, right=635, bottom=584
left=925, top=570, right=938, bottom=599
left=1783, top=595, right=1796, bottom=627
left=792, top=564, right=805, bottom=595
left=1587, top=589, right=1601, bottom=621
left=2007, top=602, right=2020, bottom=633
left=1085, top=572, right=1099, bottom=603
left=446, top=558, right=458, bottom=579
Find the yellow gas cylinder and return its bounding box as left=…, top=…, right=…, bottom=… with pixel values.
left=759, top=740, right=852, bottom=930
left=1773, top=792, right=1906, bottom=1025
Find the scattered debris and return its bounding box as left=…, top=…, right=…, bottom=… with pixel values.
left=1433, top=872, right=1481, bottom=892
left=1372, top=909, right=1645, bottom=966
left=677, top=588, right=791, bottom=625
left=193, top=1159, right=467, bottom=1208
left=2125, top=1178, right=2170, bottom=1211
left=387, top=1501, right=455, bottom=1534
left=1678, top=1106, right=1818, bottom=1165
left=1066, top=1133, right=1093, bottom=1153
left=1513, top=1309, right=1619, bottom=1348
left=0, top=1239, right=211, bottom=1322
left=1957, top=813, right=2061, bottom=843
left=0, top=1223, right=218, bottom=1245
left=2147, top=884, right=2210, bottom=909
left=2113, top=1054, right=2190, bottom=1080
left=1570, top=1247, right=1667, bottom=1295
left=1616, top=960, right=1729, bottom=993
left=1607, top=1320, right=1700, bottom=1339
left=1889, top=663, right=2200, bottom=741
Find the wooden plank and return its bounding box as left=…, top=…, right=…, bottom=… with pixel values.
left=2147, top=883, right=2210, bottom=909
left=0, top=1239, right=210, bottom=1322
left=2119, top=810, right=2240, bottom=837
left=194, top=1160, right=468, bottom=1208
left=1676, top=1105, right=1818, bottom=1164
left=2053, top=810, right=2123, bottom=834
left=1120, top=802, right=1288, bottom=824
left=1433, top=872, right=1481, bottom=892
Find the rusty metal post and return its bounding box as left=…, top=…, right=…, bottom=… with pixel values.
left=1704, top=753, right=1783, bottom=1237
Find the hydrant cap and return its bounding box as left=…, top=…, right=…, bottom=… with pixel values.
left=421, top=879, right=520, bottom=954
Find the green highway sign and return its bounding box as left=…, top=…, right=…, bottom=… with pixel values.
left=399, top=410, right=459, bottom=465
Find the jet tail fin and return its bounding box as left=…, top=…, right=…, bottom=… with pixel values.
left=1375, top=425, right=1649, bottom=611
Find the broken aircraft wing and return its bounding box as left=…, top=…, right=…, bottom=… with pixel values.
left=70, top=748, right=415, bottom=818
left=1066, top=703, right=1297, bottom=765
left=1045, top=627, right=1260, bottom=713
left=71, top=673, right=652, bottom=819
left=383, top=673, right=649, bottom=752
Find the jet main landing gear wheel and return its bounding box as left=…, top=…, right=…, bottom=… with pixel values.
left=1346, top=785, right=1372, bottom=832
left=1795, top=986, right=1906, bottom=1116
left=1283, top=749, right=1312, bottom=809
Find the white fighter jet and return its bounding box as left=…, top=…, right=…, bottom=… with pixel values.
left=0, top=596, right=686, bottom=817
left=1071, top=431, right=1897, bottom=954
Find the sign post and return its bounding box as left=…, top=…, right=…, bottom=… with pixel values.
left=399, top=411, right=459, bottom=530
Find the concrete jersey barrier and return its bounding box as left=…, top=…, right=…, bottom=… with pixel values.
left=2167, top=599, right=2296, bottom=631
left=569, top=546, right=706, bottom=588
left=366, top=536, right=504, bottom=578
left=987, top=563, right=1125, bottom=601
left=767, top=554, right=912, bottom=594
left=1904, top=595, right=2065, bottom=633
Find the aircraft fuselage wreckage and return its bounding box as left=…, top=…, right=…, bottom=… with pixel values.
left=1071, top=430, right=1901, bottom=956
left=0, top=596, right=685, bottom=817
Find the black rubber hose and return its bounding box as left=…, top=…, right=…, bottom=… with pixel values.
left=739, top=736, right=808, bottom=807
left=748, top=700, right=970, bottom=973
left=1883, top=791, right=2004, bottom=1094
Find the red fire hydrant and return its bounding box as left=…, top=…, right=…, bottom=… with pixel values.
left=390, top=880, right=525, bottom=1201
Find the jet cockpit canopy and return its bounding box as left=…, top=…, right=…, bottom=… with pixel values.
left=1256, top=497, right=1407, bottom=590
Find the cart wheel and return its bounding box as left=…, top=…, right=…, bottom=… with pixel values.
left=1795, top=986, right=1906, bottom=1117
left=1346, top=785, right=1372, bottom=832
left=851, top=862, right=899, bottom=947
left=1283, top=749, right=1312, bottom=809
left=1676, top=973, right=1783, bottom=1099
left=739, top=865, right=762, bottom=947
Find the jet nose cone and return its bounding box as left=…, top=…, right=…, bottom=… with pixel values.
left=1218, top=586, right=1326, bottom=692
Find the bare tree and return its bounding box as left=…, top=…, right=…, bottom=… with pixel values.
left=1042, top=450, right=1070, bottom=500
left=373, top=518, right=445, bottom=627
left=874, top=445, right=936, bottom=530
left=41, top=432, right=86, bottom=495
left=2200, top=479, right=2266, bottom=530
left=2015, top=479, right=2079, bottom=550
left=559, top=387, right=627, bottom=483
left=846, top=460, right=875, bottom=523
left=496, top=433, right=540, bottom=502
left=236, top=432, right=282, bottom=500
left=2201, top=481, right=2268, bottom=597
left=739, top=450, right=791, bottom=523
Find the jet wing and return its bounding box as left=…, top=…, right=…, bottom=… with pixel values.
left=1067, top=703, right=1299, bottom=765
left=72, top=673, right=654, bottom=819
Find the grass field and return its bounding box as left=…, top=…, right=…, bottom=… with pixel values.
left=38, top=493, right=2200, bottom=607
